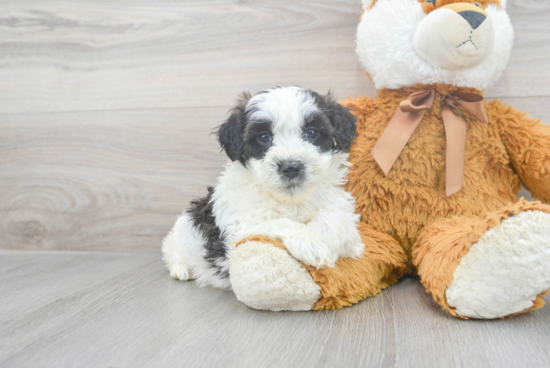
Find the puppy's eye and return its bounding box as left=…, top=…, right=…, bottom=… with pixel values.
left=305, top=128, right=320, bottom=140
left=474, top=2, right=482, bottom=8
left=257, top=133, right=272, bottom=144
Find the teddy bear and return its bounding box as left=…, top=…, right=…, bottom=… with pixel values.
left=228, top=0, right=550, bottom=319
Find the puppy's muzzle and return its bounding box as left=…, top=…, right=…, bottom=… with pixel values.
left=279, top=161, right=303, bottom=180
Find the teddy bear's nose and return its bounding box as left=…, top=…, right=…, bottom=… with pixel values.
left=458, top=10, right=486, bottom=29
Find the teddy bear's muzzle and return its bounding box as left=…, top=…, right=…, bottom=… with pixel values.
left=413, top=2, right=494, bottom=70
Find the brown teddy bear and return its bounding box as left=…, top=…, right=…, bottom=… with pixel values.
left=229, top=0, right=550, bottom=319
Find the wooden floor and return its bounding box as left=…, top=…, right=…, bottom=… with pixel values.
left=1, top=0, right=550, bottom=367
left=1, top=250, right=550, bottom=368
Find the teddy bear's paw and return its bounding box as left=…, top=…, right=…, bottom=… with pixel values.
left=446, top=210, right=550, bottom=319
left=230, top=240, right=321, bottom=311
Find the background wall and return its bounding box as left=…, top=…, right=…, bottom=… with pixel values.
left=1, top=0, right=548, bottom=251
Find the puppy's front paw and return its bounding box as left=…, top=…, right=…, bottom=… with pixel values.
left=285, top=235, right=338, bottom=268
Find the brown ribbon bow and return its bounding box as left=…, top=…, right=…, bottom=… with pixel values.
left=371, top=89, right=489, bottom=196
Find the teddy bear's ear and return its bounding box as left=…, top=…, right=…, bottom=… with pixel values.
left=362, top=0, right=375, bottom=10
left=322, top=92, right=357, bottom=153
left=216, top=92, right=250, bottom=162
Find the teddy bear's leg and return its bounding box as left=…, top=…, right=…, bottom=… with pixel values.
left=413, top=199, right=550, bottom=319
left=230, top=223, right=408, bottom=311
left=230, top=235, right=321, bottom=311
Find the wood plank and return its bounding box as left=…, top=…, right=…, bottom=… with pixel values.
left=490, top=0, right=550, bottom=98
left=0, top=107, right=228, bottom=250
left=0, top=0, right=548, bottom=115
left=388, top=279, right=550, bottom=367
left=0, top=0, right=370, bottom=114
left=0, top=250, right=158, bottom=322
left=1, top=251, right=549, bottom=368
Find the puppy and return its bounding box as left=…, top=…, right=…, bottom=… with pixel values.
left=162, top=86, right=364, bottom=289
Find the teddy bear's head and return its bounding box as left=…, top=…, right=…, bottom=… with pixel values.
left=357, top=0, right=513, bottom=91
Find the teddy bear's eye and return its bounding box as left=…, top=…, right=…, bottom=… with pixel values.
left=474, top=2, right=482, bottom=8
left=424, top=0, right=436, bottom=5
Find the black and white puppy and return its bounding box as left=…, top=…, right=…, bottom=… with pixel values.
left=162, top=86, right=364, bottom=289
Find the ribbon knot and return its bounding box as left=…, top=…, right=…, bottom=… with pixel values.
left=371, top=89, right=488, bottom=196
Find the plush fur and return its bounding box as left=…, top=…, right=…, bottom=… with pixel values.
left=343, top=87, right=550, bottom=259
left=414, top=199, right=550, bottom=318
left=232, top=229, right=407, bottom=311
left=231, top=236, right=321, bottom=311
left=341, top=90, right=550, bottom=318
left=229, top=0, right=550, bottom=318
left=345, top=0, right=550, bottom=318
left=162, top=86, right=364, bottom=289
left=446, top=210, right=550, bottom=319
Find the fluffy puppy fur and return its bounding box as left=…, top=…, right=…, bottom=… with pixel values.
left=162, top=86, right=363, bottom=289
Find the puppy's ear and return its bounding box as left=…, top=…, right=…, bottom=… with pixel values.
left=217, top=92, right=251, bottom=161
left=323, top=92, right=357, bottom=152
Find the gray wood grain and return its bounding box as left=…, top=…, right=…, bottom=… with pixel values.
left=0, top=0, right=370, bottom=114
left=1, top=251, right=549, bottom=368
left=387, top=280, right=550, bottom=367
left=0, top=107, right=227, bottom=250
left=0, top=0, right=548, bottom=115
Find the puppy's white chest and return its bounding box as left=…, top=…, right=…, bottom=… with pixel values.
left=273, top=203, right=317, bottom=223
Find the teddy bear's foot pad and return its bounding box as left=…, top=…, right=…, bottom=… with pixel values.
left=446, top=210, right=550, bottom=319
left=230, top=240, right=321, bottom=311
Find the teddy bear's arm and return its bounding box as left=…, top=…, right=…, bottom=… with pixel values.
left=234, top=217, right=343, bottom=268
left=491, top=100, right=550, bottom=203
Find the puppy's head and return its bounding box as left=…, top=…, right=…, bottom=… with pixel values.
left=217, top=86, right=356, bottom=201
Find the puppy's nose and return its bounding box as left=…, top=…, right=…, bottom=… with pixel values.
left=459, top=10, right=486, bottom=29
left=279, top=161, right=303, bottom=179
